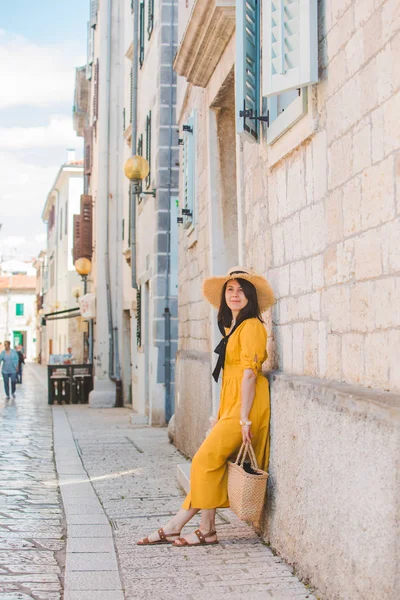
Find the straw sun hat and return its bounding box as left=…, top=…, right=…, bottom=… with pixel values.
left=202, top=266, right=275, bottom=312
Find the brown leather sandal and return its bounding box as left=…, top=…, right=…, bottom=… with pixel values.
left=173, top=528, right=218, bottom=547
left=137, top=527, right=181, bottom=545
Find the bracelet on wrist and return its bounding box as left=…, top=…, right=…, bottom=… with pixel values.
left=239, top=419, right=252, bottom=426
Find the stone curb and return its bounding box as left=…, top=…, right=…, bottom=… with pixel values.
left=52, top=406, right=124, bottom=600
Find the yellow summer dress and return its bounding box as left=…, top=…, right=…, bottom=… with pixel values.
left=182, top=318, right=270, bottom=509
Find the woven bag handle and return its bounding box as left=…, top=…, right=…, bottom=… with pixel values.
left=235, top=442, right=259, bottom=471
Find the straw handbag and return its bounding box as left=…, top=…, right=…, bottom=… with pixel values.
left=227, top=442, right=268, bottom=523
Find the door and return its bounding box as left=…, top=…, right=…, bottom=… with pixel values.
left=13, top=331, right=23, bottom=348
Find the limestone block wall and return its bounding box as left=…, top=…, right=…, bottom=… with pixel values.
left=264, top=372, right=400, bottom=600
left=242, top=0, right=400, bottom=392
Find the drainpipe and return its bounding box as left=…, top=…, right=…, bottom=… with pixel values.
left=163, top=0, right=176, bottom=422
left=104, top=0, right=122, bottom=403
left=130, top=0, right=139, bottom=288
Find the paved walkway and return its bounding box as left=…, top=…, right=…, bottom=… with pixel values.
left=0, top=364, right=64, bottom=600
left=0, top=364, right=318, bottom=600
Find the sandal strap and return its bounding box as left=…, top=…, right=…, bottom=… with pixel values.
left=158, top=528, right=166, bottom=541
left=194, top=529, right=216, bottom=543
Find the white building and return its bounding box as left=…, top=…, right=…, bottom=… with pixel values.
left=0, top=261, right=36, bottom=360
left=73, top=0, right=179, bottom=420
left=40, top=152, right=85, bottom=364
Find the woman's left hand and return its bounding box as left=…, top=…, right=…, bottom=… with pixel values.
left=241, top=424, right=253, bottom=444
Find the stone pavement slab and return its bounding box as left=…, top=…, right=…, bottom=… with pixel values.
left=52, top=405, right=123, bottom=597
left=62, top=403, right=318, bottom=600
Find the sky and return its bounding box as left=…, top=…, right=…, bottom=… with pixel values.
left=0, top=0, right=88, bottom=261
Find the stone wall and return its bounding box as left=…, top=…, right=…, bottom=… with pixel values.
left=264, top=372, right=400, bottom=600
left=240, top=0, right=400, bottom=392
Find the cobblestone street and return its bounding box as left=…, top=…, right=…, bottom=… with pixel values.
left=0, top=364, right=317, bottom=600
left=0, top=365, right=65, bottom=599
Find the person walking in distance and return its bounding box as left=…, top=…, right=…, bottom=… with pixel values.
left=0, top=341, right=19, bottom=400
left=137, top=267, right=275, bottom=547
left=16, top=345, right=25, bottom=384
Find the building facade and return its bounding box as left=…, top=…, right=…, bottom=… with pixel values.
left=40, top=154, right=85, bottom=364
left=0, top=260, right=36, bottom=360
left=173, top=1, right=400, bottom=599
left=75, top=0, right=178, bottom=422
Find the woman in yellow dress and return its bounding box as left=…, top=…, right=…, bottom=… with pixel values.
left=137, top=267, right=274, bottom=547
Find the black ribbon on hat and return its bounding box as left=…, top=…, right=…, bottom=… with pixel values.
left=212, top=317, right=250, bottom=383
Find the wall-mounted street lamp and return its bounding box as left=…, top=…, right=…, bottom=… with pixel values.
left=74, top=257, right=92, bottom=363
left=74, top=257, right=92, bottom=294
left=124, top=155, right=155, bottom=197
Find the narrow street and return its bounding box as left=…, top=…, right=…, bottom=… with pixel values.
left=0, top=364, right=317, bottom=600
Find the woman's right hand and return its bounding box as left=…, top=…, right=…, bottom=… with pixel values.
left=241, top=424, right=253, bottom=444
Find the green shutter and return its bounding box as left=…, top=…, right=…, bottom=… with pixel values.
left=90, top=0, right=98, bottom=28
left=16, top=303, right=24, bottom=316
left=145, top=111, right=151, bottom=189
left=136, top=287, right=142, bottom=346
left=137, top=133, right=143, bottom=156
left=236, top=0, right=261, bottom=142
left=147, top=0, right=154, bottom=39
left=139, top=1, right=145, bottom=67
left=129, top=68, right=133, bottom=123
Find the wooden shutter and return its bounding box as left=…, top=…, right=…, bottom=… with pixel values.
left=145, top=111, right=151, bottom=188
left=73, top=215, right=81, bottom=264
left=147, top=0, right=154, bottom=39
left=90, top=0, right=98, bottom=28
left=136, top=287, right=142, bottom=346
left=93, top=60, right=99, bottom=123
left=263, top=0, right=318, bottom=97
left=236, top=0, right=260, bottom=142
left=84, top=127, right=93, bottom=175
left=80, top=195, right=93, bottom=260
left=139, top=1, right=145, bottom=67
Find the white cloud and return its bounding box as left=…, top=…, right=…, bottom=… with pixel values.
left=0, top=116, right=80, bottom=149
left=0, top=151, right=58, bottom=216
left=0, top=30, right=86, bottom=109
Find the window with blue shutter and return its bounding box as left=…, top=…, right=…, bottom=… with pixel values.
left=262, top=0, right=318, bottom=97
left=136, top=287, right=142, bottom=346
left=235, top=0, right=260, bottom=143
left=147, top=0, right=154, bottom=39
left=139, top=1, right=145, bottom=67
left=262, top=0, right=318, bottom=144
left=145, top=111, right=151, bottom=189
left=16, top=303, right=24, bottom=317
left=182, top=113, right=196, bottom=228
left=129, top=68, right=133, bottom=124
left=137, top=133, right=143, bottom=156
left=90, top=0, right=98, bottom=28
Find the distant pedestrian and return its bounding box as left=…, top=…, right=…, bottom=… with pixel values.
left=0, top=341, right=19, bottom=400
left=137, top=267, right=275, bottom=547
left=16, top=345, right=25, bottom=384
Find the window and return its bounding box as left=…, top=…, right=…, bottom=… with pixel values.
left=145, top=111, right=151, bottom=189
left=181, top=111, right=196, bottom=229
left=136, top=287, right=142, bottom=346
left=16, top=303, right=24, bottom=316
left=90, top=0, right=98, bottom=28
left=235, top=0, right=318, bottom=145
left=147, top=0, right=154, bottom=39
left=139, top=1, right=145, bottom=67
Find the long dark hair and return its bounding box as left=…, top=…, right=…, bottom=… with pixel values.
left=217, top=278, right=263, bottom=329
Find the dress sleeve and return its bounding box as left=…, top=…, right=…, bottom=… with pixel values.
left=239, top=319, right=267, bottom=375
